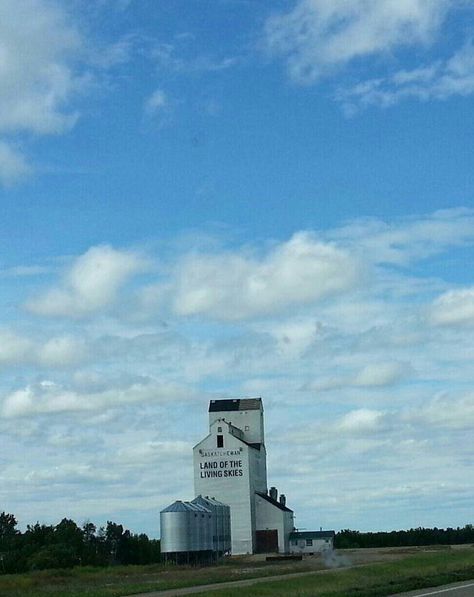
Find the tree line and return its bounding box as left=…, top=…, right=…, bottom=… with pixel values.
left=335, top=525, right=474, bottom=549
left=0, top=512, right=160, bottom=574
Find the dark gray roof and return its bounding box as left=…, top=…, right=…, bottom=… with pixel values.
left=209, top=398, right=262, bottom=412
left=290, top=530, right=335, bottom=539
left=255, top=491, right=293, bottom=513
left=193, top=495, right=229, bottom=508
left=161, top=501, right=200, bottom=513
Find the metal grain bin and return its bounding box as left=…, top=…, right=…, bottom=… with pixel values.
left=191, top=501, right=212, bottom=551
left=221, top=500, right=231, bottom=553
left=160, top=500, right=193, bottom=553
left=192, top=495, right=231, bottom=553
left=192, top=496, right=218, bottom=551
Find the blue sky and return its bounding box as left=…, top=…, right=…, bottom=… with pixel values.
left=1, top=0, right=474, bottom=537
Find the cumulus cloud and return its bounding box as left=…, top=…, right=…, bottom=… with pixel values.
left=264, top=0, right=449, bottom=84
left=0, top=0, right=82, bottom=136
left=37, top=336, right=88, bottom=367
left=27, top=245, right=147, bottom=318
left=0, top=330, right=33, bottom=365
left=430, top=287, right=474, bottom=326
left=3, top=210, right=474, bottom=532
left=1, top=378, right=191, bottom=418
left=171, top=232, right=363, bottom=320
left=0, top=330, right=88, bottom=369
left=0, top=0, right=85, bottom=184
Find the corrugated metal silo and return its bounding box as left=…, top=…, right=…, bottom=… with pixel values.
left=192, top=496, right=217, bottom=551
left=160, top=500, right=192, bottom=553
left=192, top=495, right=231, bottom=553
left=221, top=500, right=231, bottom=552
left=191, top=501, right=212, bottom=551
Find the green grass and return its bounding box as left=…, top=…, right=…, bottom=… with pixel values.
left=194, top=548, right=474, bottom=597
left=0, top=547, right=472, bottom=597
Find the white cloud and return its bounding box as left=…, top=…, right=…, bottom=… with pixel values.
left=0, top=0, right=86, bottom=183
left=337, top=408, right=387, bottom=433
left=0, top=0, right=82, bottom=136
left=0, top=330, right=33, bottom=365
left=264, top=0, right=449, bottom=84
left=430, top=287, right=474, bottom=326
left=37, top=336, right=88, bottom=367
left=329, top=208, right=474, bottom=266
left=263, top=318, right=324, bottom=358
left=339, top=40, right=474, bottom=112
left=27, top=245, right=147, bottom=318
left=3, top=210, right=474, bottom=532
left=0, top=330, right=88, bottom=369
left=171, top=232, right=363, bottom=320
left=1, top=379, right=191, bottom=418
left=353, top=361, right=411, bottom=387
left=308, top=361, right=412, bottom=392
left=408, top=393, right=474, bottom=429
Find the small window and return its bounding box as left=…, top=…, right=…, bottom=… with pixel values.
left=217, top=435, right=224, bottom=448
left=217, top=426, right=222, bottom=432
left=306, top=539, right=313, bottom=546
left=244, top=425, right=249, bottom=431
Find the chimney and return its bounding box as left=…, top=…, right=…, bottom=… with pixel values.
left=279, top=494, right=286, bottom=507
left=269, top=486, right=278, bottom=501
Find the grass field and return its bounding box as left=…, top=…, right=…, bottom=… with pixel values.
left=0, top=546, right=472, bottom=597
left=194, top=547, right=474, bottom=597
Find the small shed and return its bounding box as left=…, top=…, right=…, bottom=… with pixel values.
left=289, top=530, right=335, bottom=554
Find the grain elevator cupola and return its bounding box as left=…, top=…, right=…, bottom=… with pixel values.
left=208, top=398, right=266, bottom=448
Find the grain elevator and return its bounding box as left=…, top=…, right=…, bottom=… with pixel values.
left=193, top=398, right=294, bottom=555
left=160, top=397, right=311, bottom=558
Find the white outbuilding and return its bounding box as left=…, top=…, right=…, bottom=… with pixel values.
left=289, top=530, right=335, bottom=554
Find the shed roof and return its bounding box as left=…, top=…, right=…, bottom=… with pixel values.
left=255, top=491, right=293, bottom=513
left=209, top=398, right=262, bottom=412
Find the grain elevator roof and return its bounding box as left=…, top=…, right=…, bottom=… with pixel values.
left=209, top=398, right=262, bottom=412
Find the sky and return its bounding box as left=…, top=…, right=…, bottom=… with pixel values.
left=1, top=0, right=474, bottom=538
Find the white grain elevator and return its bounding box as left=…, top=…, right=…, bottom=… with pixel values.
left=193, top=398, right=294, bottom=555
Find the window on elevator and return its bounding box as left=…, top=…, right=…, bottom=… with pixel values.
left=217, top=435, right=224, bottom=448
